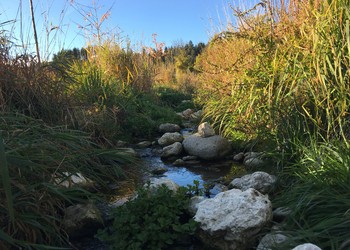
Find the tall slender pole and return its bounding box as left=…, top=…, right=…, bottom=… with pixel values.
left=29, top=0, right=41, bottom=64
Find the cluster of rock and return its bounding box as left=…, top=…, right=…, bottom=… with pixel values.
left=62, top=168, right=321, bottom=250
left=157, top=121, right=233, bottom=161
left=62, top=116, right=322, bottom=249
left=189, top=170, right=322, bottom=250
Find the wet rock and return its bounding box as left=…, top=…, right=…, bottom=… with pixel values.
left=233, top=152, right=245, bottom=162
left=182, top=155, right=198, bottom=161
left=173, top=159, right=185, bottom=166
left=197, top=122, right=215, bottom=138
left=63, top=203, right=103, bottom=239
left=148, top=177, right=179, bottom=192
left=182, top=133, right=232, bottom=160
left=257, top=233, right=288, bottom=250
left=228, top=171, right=277, bottom=194
left=151, top=166, right=167, bottom=175
left=161, top=142, right=183, bottom=158
left=159, top=123, right=181, bottom=133
left=194, top=188, right=272, bottom=250
left=158, top=132, right=183, bottom=146
left=292, top=243, right=322, bottom=250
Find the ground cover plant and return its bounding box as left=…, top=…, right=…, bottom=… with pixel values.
left=96, top=184, right=198, bottom=250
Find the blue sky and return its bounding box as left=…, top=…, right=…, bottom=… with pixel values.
left=0, top=0, right=254, bottom=59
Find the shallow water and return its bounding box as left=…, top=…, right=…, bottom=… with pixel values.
left=138, top=146, right=246, bottom=197
left=72, top=134, right=247, bottom=249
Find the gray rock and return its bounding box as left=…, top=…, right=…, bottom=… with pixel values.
left=173, top=159, right=185, bottom=166
left=191, top=110, right=203, bottom=120
left=210, top=183, right=228, bottom=196
left=198, top=122, right=215, bottom=138
left=182, top=133, right=232, bottom=160
left=229, top=171, right=277, bottom=194
left=188, top=196, right=207, bottom=216
left=233, top=152, right=245, bottom=162
left=55, top=172, right=93, bottom=188
left=292, top=243, right=322, bottom=250
left=184, top=160, right=201, bottom=165
left=159, top=123, right=181, bottom=133
left=257, top=233, right=288, bottom=250
left=181, top=108, right=194, bottom=119
left=151, top=166, right=167, bottom=175
left=158, top=132, right=183, bottom=146
left=161, top=142, right=183, bottom=158
left=182, top=155, right=198, bottom=161
left=63, top=203, right=103, bottom=238
left=194, top=188, right=272, bottom=250
left=244, top=152, right=266, bottom=168
left=148, top=177, right=179, bottom=192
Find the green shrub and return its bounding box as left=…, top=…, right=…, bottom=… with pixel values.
left=96, top=184, right=198, bottom=249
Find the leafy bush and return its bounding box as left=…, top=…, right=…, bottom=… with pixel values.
left=96, top=184, right=198, bottom=249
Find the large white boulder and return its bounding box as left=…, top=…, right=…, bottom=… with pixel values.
left=229, top=171, right=277, bottom=194
left=158, top=132, right=183, bottom=146
left=194, top=188, right=272, bottom=249
left=182, top=133, right=232, bottom=160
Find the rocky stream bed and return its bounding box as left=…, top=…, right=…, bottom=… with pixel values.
left=66, top=110, right=322, bottom=250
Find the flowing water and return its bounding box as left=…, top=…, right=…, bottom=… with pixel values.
left=71, top=128, right=246, bottom=249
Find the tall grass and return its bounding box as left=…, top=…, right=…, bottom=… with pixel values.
left=195, top=0, right=350, bottom=248
left=0, top=112, right=138, bottom=248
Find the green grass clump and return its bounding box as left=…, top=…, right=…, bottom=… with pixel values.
left=0, top=112, right=137, bottom=248
left=96, top=184, right=198, bottom=250
left=274, top=140, right=350, bottom=249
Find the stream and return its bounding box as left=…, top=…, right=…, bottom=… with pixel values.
left=71, top=128, right=246, bottom=249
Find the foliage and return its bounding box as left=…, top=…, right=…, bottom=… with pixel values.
left=96, top=184, right=198, bottom=250
left=0, top=112, right=137, bottom=248
left=194, top=1, right=350, bottom=248
left=273, top=140, right=350, bottom=249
